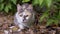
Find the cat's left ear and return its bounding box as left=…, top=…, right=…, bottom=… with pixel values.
left=17, top=4, right=22, bottom=12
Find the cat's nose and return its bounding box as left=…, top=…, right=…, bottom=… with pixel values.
left=23, top=18, right=26, bottom=21
left=23, top=16, right=26, bottom=21
left=23, top=19, right=26, bottom=22
left=23, top=19, right=25, bottom=21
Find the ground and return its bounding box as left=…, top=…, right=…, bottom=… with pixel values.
left=0, top=13, right=60, bottom=34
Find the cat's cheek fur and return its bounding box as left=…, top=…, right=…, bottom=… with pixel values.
left=16, top=12, right=23, bottom=23
left=26, top=17, right=29, bottom=19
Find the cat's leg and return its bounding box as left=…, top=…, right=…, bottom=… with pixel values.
left=18, top=24, right=24, bottom=31
left=4, top=30, right=9, bottom=34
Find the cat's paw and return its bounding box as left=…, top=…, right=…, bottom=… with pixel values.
left=18, top=24, right=24, bottom=29
left=4, top=30, right=9, bottom=34
left=17, top=29, right=22, bottom=31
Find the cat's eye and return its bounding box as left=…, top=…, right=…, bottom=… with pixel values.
left=26, top=15, right=28, bottom=17
left=27, top=9, right=32, bottom=11
left=20, top=15, right=23, bottom=17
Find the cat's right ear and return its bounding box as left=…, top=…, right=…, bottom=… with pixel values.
left=17, top=4, right=22, bottom=12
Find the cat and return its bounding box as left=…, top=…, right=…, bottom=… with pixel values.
left=14, top=3, right=35, bottom=31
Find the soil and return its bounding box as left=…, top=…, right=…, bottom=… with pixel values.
left=0, top=13, right=60, bottom=34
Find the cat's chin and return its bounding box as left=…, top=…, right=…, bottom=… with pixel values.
left=23, top=21, right=27, bottom=23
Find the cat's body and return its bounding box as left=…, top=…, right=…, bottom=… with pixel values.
left=14, top=3, right=35, bottom=31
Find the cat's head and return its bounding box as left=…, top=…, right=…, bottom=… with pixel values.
left=16, top=3, right=34, bottom=23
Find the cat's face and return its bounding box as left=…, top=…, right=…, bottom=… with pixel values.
left=16, top=4, right=34, bottom=23
left=18, top=11, right=32, bottom=22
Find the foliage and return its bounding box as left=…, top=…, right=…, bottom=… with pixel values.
left=31, top=0, right=60, bottom=26
left=0, top=0, right=17, bottom=13
left=0, top=0, right=60, bottom=26
left=32, top=0, right=52, bottom=8
left=22, top=0, right=30, bottom=2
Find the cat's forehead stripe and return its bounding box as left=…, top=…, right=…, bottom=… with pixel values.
left=23, top=11, right=31, bottom=15
left=23, top=4, right=29, bottom=6
left=22, top=4, right=29, bottom=9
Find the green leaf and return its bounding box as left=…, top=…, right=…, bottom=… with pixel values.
left=54, top=20, right=58, bottom=25
left=45, top=0, right=52, bottom=8
left=0, top=3, right=4, bottom=10
left=39, top=11, right=49, bottom=22
left=4, top=5, right=9, bottom=13
left=39, top=0, right=44, bottom=6
left=46, top=19, right=54, bottom=26
left=22, top=0, right=30, bottom=2
left=32, top=0, right=39, bottom=5
left=0, top=0, right=4, bottom=3
left=46, top=19, right=58, bottom=26
left=58, top=11, right=60, bottom=16
left=4, top=3, right=12, bottom=13
left=11, top=0, right=17, bottom=4
left=57, top=11, right=60, bottom=20
left=8, top=3, right=12, bottom=9
left=55, top=0, right=60, bottom=2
